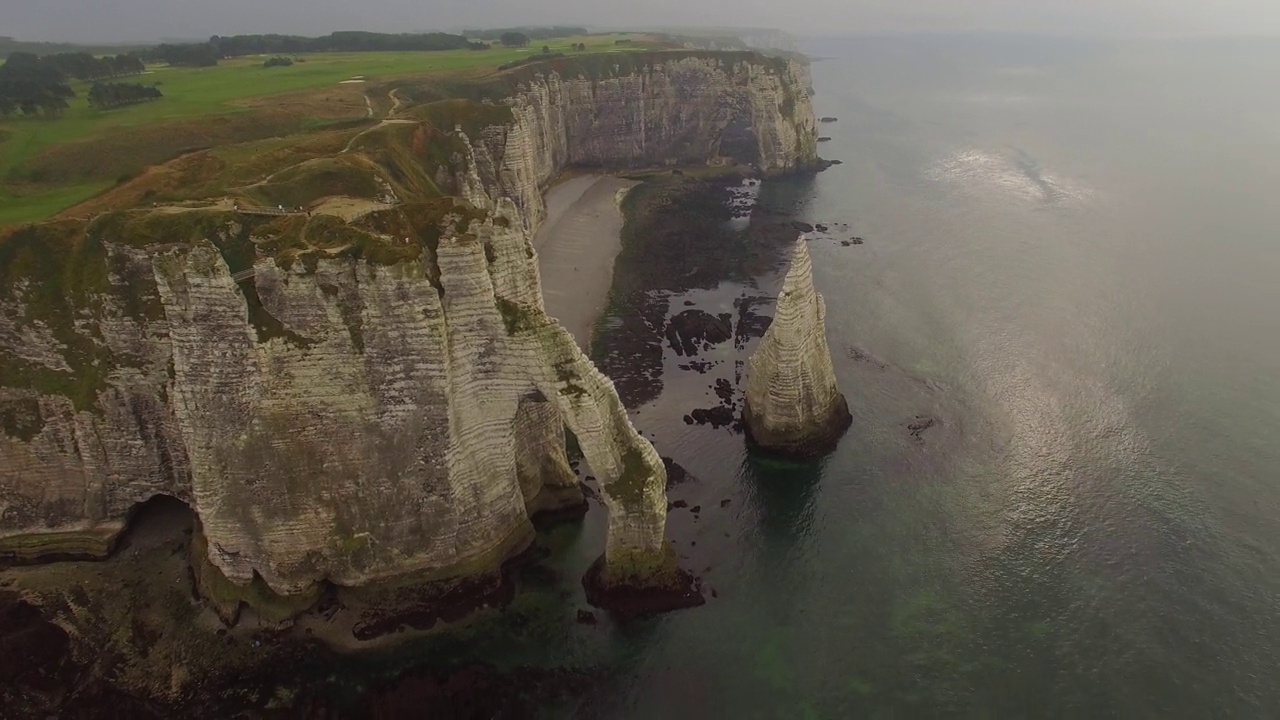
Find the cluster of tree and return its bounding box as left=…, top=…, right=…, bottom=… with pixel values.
left=0, top=52, right=75, bottom=118
left=0, top=37, right=146, bottom=58
left=500, top=32, right=531, bottom=48
left=40, top=52, right=145, bottom=81
left=209, top=32, right=482, bottom=56
left=145, top=42, right=219, bottom=67
left=262, top=56, right=294, bottom=68
left=570, top=43, right=588, bottom=51
left=467, top=27, right=587, bottom=41
left=87, top=81, right=162, bottom=109
left=140, top=32, right=486, bottom=67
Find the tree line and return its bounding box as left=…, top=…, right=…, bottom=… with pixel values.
left=0, top=52, right=76, bottom=117
left=0, top=51, right=158, bottom=118
left=40, top=52, right=145, bottom=81
left=466, top=27, right=587, bottom=41
left=141, top=31, right=486, bottom=67
left=86, top=82, right=162, bottom=109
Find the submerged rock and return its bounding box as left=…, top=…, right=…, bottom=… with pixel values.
left=665, top=309, right=733, bottom=357
left=742, top=238, right=852, bottom=459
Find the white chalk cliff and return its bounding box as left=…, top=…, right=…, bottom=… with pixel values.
left=743, top=238, right=851, bottom=459
left=0, top=51, right=820, bottom=612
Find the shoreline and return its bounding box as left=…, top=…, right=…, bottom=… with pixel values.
left=533, top=174, right=639, bottom=352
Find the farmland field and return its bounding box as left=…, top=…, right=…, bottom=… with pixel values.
left=0, top=34, right=666, bottom=226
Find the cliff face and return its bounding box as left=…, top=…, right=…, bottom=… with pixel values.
left=742, top=238, right=852, bottom=459
left=460, top=54, right=818, bottom=232
left=0, top=51, right=819, bottom=609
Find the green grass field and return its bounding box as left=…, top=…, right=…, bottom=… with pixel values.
left=0, top=34, right=665, bottom=226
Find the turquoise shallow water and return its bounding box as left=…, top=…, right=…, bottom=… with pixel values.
left=317, top=36, right=1280, bottom=718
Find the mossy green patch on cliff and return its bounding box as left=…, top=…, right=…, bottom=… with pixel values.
left=551, top=359, right=589, bottom=400
left=605, top=446, right=652, bottom=510
left=0, top=394, right=44, bottom=442
left=408, top=99, right=515, bottom=142
left=348, top=122, right=467, bottom=201
left=399, top=197, right=491, bottom=247
left=190, top=527, right=321, bottom=627
left=92, top=210, right=322, bottom=347
left=0, top=220, right=143, bottom=411
left=0, top=527, right=119, bottom=562
left=495, top=296, right=539, bottom=335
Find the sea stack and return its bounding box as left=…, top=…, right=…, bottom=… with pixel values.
left=742, top=237, right=852, bottom=459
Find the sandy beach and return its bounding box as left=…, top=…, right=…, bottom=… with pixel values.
left=533, top=175, right=638, bottom=352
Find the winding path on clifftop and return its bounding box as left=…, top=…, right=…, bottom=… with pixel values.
left=534, top=175, right=638, bottom=352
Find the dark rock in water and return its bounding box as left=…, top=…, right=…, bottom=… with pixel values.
left=720, top=499, right=732, bottom=508
left=734, top=296, right=773, bottom=349
left=671, top=499, right=689, bottom=509
left=820, top=116, right=838, bottom=123
left=661, top=456, right=695, bottom=488
left=850, top=236, right=864, bottom=244
left=907, top=415, right=938, bottom=442
left=683, top=300, right=696, bottom=306
left=576, top=609, right=598, bottom=625
left=690, top=506, right=702, bottom=514
left=678, top=359, right=718, bottom=374
left=815, top=223, right=829, bottom=232
left=690, top=406, right=735, bottom=429
left=817, top=136, right=832, bottom=142
left=790, top=221, right=815, bottom=233
left=582, top=557, right=704, bottom=617
left=840, top=240, right=851, bottom=247
left=713, top=378, right=734, bottom=403
left=665, top=309, right=733, bottom=357
left=683, top=414, right=695, bottom=425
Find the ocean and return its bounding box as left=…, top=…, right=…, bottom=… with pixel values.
left=500, top=34, right=1280, bottom=718
left=255, top=35, right=1280, bottom=717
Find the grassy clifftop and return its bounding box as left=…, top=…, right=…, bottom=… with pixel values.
left=0, top=33, right=673, bottom=226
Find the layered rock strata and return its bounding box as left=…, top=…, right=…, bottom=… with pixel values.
left=458, top=53, right=819, bottom=232
left=742, top=238, right=852, bottom=459
left=0, top=50, right=821, bottom=617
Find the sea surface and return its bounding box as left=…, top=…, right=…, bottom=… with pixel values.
left=315, top=36, right=1280, bottom=717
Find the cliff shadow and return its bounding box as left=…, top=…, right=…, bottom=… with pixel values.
left=739, top=453, right=824, bottom=548
left=113, top=493, right=197, bottom=556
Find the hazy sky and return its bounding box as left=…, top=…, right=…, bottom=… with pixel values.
left=4, top=0, right=1280, bottom=44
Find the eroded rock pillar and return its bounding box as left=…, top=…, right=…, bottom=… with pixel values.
left=742, top=237, right=851, bottom=459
